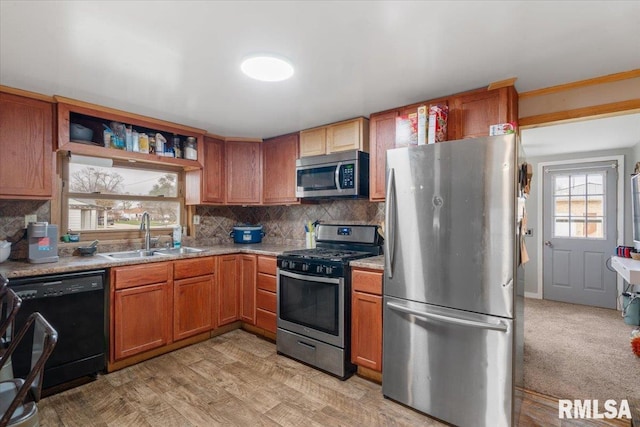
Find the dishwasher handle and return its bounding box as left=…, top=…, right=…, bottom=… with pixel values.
left=386, top=301, right=508, bottom=332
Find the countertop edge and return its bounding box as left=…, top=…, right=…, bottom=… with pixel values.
left=1, top=245, right=386, bottom=279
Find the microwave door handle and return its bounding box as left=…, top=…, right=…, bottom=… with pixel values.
left=386, top=302, right=508, bottom=332
left=334, top=162, right=342, bottom=191
left=385, top=168, right=395, bottom=278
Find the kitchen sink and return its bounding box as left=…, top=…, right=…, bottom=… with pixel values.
left=153, top=247, right=204, bottom=255
left=99, top=250, right=171, bottom=261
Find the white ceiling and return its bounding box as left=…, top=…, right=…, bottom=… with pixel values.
left=1, top=1, right=639, bottom=148
left=521, top=113, right=640, bottom=158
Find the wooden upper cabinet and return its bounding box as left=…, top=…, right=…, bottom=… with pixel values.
left=299, top=127, right=327, bottom=157
left=368, top=86, right=517, bottom=201
left=262, top=133, right=299, bottom=205
left=225, top=140, right=262, bottom=204
left=327, top=118, right=369, bottom=153
left=449, top=86, right=518, bottom=140
left=300, top=117, right=369, bottom=157
left=186, top=135, right=225, bottom=205
left=369, top=111, right=399, bottom=201
left=0, top=90, right=54, bottom=199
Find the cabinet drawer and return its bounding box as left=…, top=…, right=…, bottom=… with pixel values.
left=257, top=272, right=276, bottom=292
left=257, top=255, right=277, bottom=275
left=113, top=262, right=172, bottom=290
left=352, top=269, right=383, bottom=295
left=256, top=289, right=276, bottom=312
left=256, top=308, right=276, bottom=334
left=174, top=256, right=215, bottom=280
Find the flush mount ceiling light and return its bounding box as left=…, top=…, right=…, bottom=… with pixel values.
left=240, top=55, right=294, bottom=82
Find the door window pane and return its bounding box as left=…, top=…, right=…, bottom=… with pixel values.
left=554, top=176, right=570, bottom=196
left=552, top=172, right=606, bottom=239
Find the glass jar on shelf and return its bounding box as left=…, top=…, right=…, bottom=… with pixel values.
left=184, top=137, right=197, bottom=160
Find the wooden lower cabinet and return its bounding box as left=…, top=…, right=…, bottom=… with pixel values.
left=218, top=254, right=239, bottom=326
left=351, top=268, right=383, bottom=372
left=256, top=256, right=277, bottom=333
left=239, top=254, right=257, bottom=325
left=113, top=282, right=172, bottom=361
left=174, top=275, right=213, bottom=341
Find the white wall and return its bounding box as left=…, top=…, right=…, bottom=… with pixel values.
left=523, top=147, right=634, bottom=297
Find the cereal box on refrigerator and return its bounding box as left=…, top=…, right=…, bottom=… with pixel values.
left=427, top=105, right=448, bottom=144
left=396, top=112, right=418, bottom=146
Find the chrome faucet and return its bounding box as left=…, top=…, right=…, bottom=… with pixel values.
left=140, top=211, right=151, bottom=251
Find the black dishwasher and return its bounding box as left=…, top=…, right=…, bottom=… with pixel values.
left=8, top=270, right=107, bottom=389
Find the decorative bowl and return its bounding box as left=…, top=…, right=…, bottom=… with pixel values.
left=630, top=252, right=640, bottom=260
left=68, top=234, right=80, bottom=242
left=70, top=123, right=94, bottom=142
left=77, top=246, right=97, bottom=256
left=0, top=245, right=10, bottom=263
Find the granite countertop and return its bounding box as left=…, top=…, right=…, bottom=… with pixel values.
left=350, top=255, right=384, bottom=270
left=0, top=243, right=386, bottom=280
left=0, top=243, right=300, bottom=280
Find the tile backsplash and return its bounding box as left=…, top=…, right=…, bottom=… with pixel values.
left=0, top=200, right=51, bottom=260
left=195, top=200, right=385, bottom=245
left=0, top=199, right=384, bottom=259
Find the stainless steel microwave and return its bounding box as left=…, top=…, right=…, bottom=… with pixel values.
left=295, top=150, right=369, bottom=198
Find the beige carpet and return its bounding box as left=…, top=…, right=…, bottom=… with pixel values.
left=524, top=297, right=640, bottom=401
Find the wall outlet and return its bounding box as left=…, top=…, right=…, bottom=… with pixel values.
left=193, top=215, right=201, bottom=225
left=24, top=214, right=37, bottom=228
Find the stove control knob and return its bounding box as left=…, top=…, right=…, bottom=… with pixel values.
left=281, top=260, right=288, bottom=269
left=325, top=266, right=333, bottom=275
left=302, top=264, right=309, bottom=272
left=289, top=261, right=295, bottom=270
left=316, top=265, right=323, bottom=274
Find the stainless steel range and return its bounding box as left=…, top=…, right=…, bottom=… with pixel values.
left=276, top=224, right=383, bottom=379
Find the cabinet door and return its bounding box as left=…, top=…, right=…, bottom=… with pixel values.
left=174, top=275, right=213, bottom=341
left=0, top=92, right=53, bottom=199
left=369, top=111, right=398, bottom=201
left=351, top=290, right=383, bottom=371
left=218, top=254, right=239, bottom=326
left=299, top=127, right=326, bottom=157
left=449, top=87, right=518, bottom=140
left=113, top=282, right=171, bottom=360
left=226, top=140, right=262, bottom=204
left=239, top=254, right=257, bottom=325
left=201, top=136, right=225, bottom=203
left=263, top=133, right=299, bottom=204
left=327, top=118, right=369, bottom=153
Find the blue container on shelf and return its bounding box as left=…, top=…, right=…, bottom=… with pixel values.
left=230, top=225, right=264, bottom=244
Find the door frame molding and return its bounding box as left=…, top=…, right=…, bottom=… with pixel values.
left=529, top=155, right=624, bottom=307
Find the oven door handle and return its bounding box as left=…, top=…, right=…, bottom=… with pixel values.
left=278, top=269, right=342, bottom=285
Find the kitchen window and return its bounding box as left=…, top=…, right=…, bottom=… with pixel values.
left=61, top=156, right=184, bottom=240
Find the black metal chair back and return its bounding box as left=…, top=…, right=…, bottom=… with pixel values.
left=0, top=312, right=58, bottom=426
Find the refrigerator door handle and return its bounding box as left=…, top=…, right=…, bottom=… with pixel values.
left=386, top=301, right=508, bottom=332
left=385, top=168, right=396, bottom=278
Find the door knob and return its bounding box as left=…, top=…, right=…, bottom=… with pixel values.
left=544, top=240, right=553, bottom=247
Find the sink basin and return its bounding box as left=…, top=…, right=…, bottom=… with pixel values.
left=99, top=250, right=170, bottom=261
left=153, top=247, right=204, bottom=255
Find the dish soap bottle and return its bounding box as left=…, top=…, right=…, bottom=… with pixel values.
left=172, top=225, right=182, bottom=248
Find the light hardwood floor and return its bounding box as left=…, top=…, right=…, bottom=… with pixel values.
left=38, top=329, right=630, bottom=427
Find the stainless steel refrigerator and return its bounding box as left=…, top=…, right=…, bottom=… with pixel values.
left=382, top=134, right=525, bottom=427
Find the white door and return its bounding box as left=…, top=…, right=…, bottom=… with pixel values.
left=542, top=160, right=618, bottom=309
